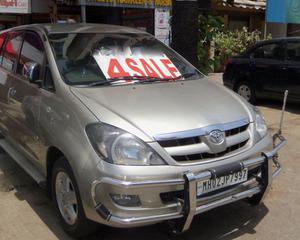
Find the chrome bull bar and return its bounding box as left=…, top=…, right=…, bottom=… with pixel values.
left=92, top=134, right=286, bottom=232
left=176, top=133, right=286, bottom=233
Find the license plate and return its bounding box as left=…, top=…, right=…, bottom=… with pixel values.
left=197, top=168, right=248, bottom=196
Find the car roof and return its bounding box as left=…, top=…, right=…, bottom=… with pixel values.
left=256, top=37, right=300, bottom=45
left=2, top=23, right=148, bottom=35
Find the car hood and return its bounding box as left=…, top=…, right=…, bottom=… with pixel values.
left=70, top=79, right=254, bottom=142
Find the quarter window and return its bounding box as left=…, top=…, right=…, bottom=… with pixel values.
left=286, top=42, right=300, bottom=61
left=0, top=32, right=8, bottom=64
left=0, top=32, right=7, bottom=51
left=251, top=43, right=284, bottom=60
left=1, top=31, right=23, bottom=71
left=17, top=31, right=45, bottom=79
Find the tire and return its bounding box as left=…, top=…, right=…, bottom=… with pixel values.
left=51, top=157, right=99, bottom=238
left=235, top=81, right=256, bottom=104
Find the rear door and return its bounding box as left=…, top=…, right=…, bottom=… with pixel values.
left=0, top=31, right=23, bottom=137
left=7, top=30, right=46, bottom=162
left=283, top=40, right=300, bottom=100
left=250, top=42, right=285, bottom=97
left=0, top=32, right=9, bottom=135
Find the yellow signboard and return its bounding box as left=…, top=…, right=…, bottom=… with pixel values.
left=154, top=0, right=171, bottom=7
left=87, top=0, right=171, bottom=7
left=117, top=0, right=147, bottom=4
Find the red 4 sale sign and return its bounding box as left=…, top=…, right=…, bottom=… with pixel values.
left=93, top=52, right=181, bottom=80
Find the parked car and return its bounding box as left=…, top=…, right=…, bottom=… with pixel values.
left=0, top=24, right=286, bottom=238
left=223, top=38, right=300, bottom=103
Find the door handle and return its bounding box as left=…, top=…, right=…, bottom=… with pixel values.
left=7, top=87, right=16, bottom=99
left=7, top=87, right=16, bottom=102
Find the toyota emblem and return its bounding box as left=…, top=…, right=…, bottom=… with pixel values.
left=209, top=130, right=225, bottom=144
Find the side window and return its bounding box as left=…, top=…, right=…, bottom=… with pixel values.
left=286, top=42, right=300, bottom=62
left=1, top=31, right=23, bottom=71
left=251, top=43, right=284, bottom=60
left=17, top=31, right=45, bottom=79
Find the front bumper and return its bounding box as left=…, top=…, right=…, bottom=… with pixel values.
left=91, top=134, right=286, bottom=232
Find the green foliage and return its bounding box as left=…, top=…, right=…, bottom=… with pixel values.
left=198, top=14, right=271, bottom=73
left=198, top=14, right=224, bottom=74
left=213, top=27, right=271, bottom=71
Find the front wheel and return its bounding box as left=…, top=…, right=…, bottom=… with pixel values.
left=51, top=157, right=99, bottom=238
left=235, top=81, right=256, bottom=103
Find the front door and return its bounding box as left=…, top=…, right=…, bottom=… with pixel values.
left=7, top=31, right=46, bottom=163
left=250, top=42, right=285, bottom=98
left=283, top=41, right=300, bottom=100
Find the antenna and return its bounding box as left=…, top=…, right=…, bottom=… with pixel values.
left=278, top=90, right=288, bottom=135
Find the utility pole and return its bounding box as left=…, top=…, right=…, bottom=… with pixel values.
left=171, top=0, right=199, bottom=68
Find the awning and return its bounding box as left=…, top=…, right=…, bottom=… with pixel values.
left=221, top=0, right=266, bottom=10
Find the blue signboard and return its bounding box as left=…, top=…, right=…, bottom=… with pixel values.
left=267, top=1, right=287, bottom=23
left=267, top=0, right=300, bottom=24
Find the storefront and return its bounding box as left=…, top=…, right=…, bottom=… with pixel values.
left=55, top=0, right=172, bottom=45
left=0, top=0, right=52, bottom=30
left=0, top=0, right=31, bottom=30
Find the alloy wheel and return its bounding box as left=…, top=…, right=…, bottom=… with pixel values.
left=237, top=84, right=252, bottom=101
left=55, top=171, right=78, bottom=226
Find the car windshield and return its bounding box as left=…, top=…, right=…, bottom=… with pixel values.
left=48, top=33, right=204, bottom=86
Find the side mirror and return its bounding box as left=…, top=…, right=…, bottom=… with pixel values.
left=23, top=62, right=41, bottom=84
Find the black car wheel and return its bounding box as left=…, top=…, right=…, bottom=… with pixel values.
left=51, top=157, right=99, bottom=238
left=235, top=81, right=255, bottom=103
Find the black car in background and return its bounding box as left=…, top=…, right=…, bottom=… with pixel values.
left=223, top=38, right=300, bottom=103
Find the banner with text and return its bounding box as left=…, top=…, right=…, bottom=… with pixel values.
left=93, top=53, right=181, bottom=80
left=267, top=0, right=300, bottom=24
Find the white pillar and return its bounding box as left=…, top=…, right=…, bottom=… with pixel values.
left=81, top=5, right=86, bottom=23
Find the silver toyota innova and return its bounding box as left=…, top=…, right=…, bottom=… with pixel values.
left=0, top=24, right=286, bottom=237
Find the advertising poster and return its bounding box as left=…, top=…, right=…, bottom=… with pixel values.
left=155, top=9, right=171, bottom=46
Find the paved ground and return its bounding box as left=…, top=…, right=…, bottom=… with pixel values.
left=0, top=74, right=299, bottom=240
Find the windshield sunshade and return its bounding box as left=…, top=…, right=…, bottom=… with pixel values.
left=48, top=33, right=203, bottom=86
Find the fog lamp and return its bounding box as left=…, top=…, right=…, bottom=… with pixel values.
left=110, top=194, right=141, bottom=207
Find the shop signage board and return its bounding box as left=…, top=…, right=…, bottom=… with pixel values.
left=267, top=0, right=300, bottom=24
left=0, top=0, right=31, bottom=13
left=86, top=0, right=172, bottom=8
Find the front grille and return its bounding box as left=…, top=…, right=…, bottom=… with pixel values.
left=172, top=140, right=248, bottom=162
left=159, top=136, right=201, bottom=148
left=225, top=124, right=249, bottom=137
left=158, top=123, right=250, bottom=163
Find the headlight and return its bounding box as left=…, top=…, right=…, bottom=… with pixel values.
left=253, top=107, right=268, bottom=139
left=86, top=123, right=166, bottom=166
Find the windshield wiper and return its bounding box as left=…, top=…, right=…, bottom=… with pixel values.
left=137, top=73, right=199, bottom=84
left=86, top=76, right=158, bottom=87
left=86, top=73, right=196, bottom=87
left=87, top=76, right=136, bottom=87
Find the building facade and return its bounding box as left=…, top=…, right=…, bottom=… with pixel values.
left=54, top=0, right=172, bottom=45
left=212, top=0, right=266, bottom=33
